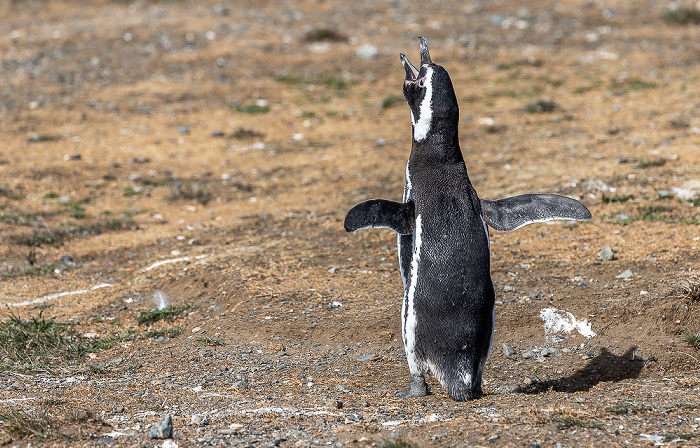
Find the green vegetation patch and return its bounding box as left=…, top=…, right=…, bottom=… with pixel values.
left=0, top=409, right=52, bottom=439
left=233, top=103, right=269, bottom=114
left=0, top=314, right=134, bottom=372
left=525, top=100, right=557, bottom=113
left=381, top=94, right=405, bottom=109
left=144, top=328, right=184, bottom=339
left=0, top=205, right=36, bottom=225
left=683, top=329, right=700, bottom=348
left=602, top=194, right=634, bottom=204
left=605, top=402, right=654, bottom=415
left=663, top=8, right=700, bottom=25
left=9, top=218, right=136, bottom=248
left=27, top=134, right=61, bottom=143
left=138, top=305, right=192, bottom=325
left=303, top=28, right=347, bottom=43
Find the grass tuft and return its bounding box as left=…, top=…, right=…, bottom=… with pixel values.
left=0, top=409, right=52, bottom=439
left=231, top=128, right=265, bottom=139
left=233, top=103, right=269, bottom=114
left=664, top=431, right=692, bottom=442
left=683, top=329, right=700, bottom=348
left=167, top=187, right=212, bottom=205
left=663, top=8, right=700, bottom=25
left=0, top=314, right=134, bottom=372
left=144, top=328, right=184, bottom=339
left=602, top=194, right=634, bottom=204
left=196, top=337, right=226, bottom=346
left=27, top=134, right=61, bottom=143
left=605, top=402, right=654, bottom=415
left=525, top=100, right=557, bottom=113
left=303, top=28, right=347, bottom=43
left=10, top=218, right=136, bottom=248
left=381, top=94, right=405, bottom=109
left=138, top=305, right=192, bottom=325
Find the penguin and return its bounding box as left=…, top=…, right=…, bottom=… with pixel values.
left=344, top=37, right=591, bottom=401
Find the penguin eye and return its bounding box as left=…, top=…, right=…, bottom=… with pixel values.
left=418, top=78, right=425, bottom=88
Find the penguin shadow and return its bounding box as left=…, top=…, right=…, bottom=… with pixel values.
left=517, top=347, right=644, bottom=394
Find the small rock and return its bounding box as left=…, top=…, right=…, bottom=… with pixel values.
left=522, top=350, right=538, bottom=359
left=616, top=269, right=634, bottom=279
left=599, top=245, right=615, bottom=261
left=376, top=138, right=386, bottom=146
left=162, top=440, right=179, bottom=448
left=502, top=343, right=516, bottom=356
left=60, top=255, right=76, bottom=266
left=522, top=377, right=533, bottom=386
left=541, top=347, right=562, bottom=357
left=228, top=423, right=244, bottom=431
left=355, top=43, right=378, bottom=59
left=328, top=267, right=337, bottom=274
left=11, top=381, right=26, bottom=391
left=211, top=130, right=225, bottom=138
left=133, top=157, right=150, bottom=164
left=327, top=399, right=343, bottom=409
left=69, top=154, right=81, bottom=160
left=114, top=406, right=125, bottom=413
left=178, top=126, right=190, bottom=134
left=149, top=414, right=173, bottom=439
left=356, top=354, right=375, bottom=361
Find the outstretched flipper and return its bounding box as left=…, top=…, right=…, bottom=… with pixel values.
left=344, top=199, right=415, bottom=235
left=480, top=194, right=591, bottom=232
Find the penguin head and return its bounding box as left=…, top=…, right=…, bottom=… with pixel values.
left=400, top=37, right=459, bottom=143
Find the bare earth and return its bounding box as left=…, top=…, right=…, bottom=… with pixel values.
left=1, top=0, right=700, bottom=447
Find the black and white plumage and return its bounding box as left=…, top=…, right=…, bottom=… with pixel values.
left=344, top=38, right=591, bottom=401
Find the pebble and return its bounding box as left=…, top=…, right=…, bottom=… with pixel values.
left=211, top=130, right=225, bottom=138
left=599, top=245, right=615, bottom=261
left=355, top=43, right=378, bottom=59
left=616, top=269, right=634, bottom=279
left=60, top=256, right=76, bottom=266
left=327, top=399, right=343, bottom=409
left=149, top=414, right=173, bottom=439
left=178, top=126, right=190, bottom=134
left=502, top=343, right=516, bottom=356
left=191, top=414, right=209, bottom=426
left=540, top=347, right=562, bottom=357
left=522, top=350, right=538, bottom=359
left=356, top=354, right=375, bottom=361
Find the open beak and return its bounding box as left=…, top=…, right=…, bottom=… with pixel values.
left=400, top=37, right=432, bottom=81
left=400, top=52, right=419, bottom=81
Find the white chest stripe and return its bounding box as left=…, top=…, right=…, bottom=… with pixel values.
left=412, top=67, right=433, bottom=141
left=403, top=214, right=422, bottom=373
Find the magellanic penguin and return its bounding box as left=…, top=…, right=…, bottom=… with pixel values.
left=344, top=38, right=592, bottom=401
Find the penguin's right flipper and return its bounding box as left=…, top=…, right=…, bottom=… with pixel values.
left=480, top=194, right=591, bottom=232
left=344, top=199, right=415, bottom=235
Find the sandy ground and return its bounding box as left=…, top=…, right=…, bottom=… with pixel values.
left=1, top=0, right=700, bottom=446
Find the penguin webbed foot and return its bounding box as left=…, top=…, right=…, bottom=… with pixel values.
left=395, top=374, right=430, bottom=398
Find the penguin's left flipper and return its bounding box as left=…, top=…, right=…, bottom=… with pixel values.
left=480, top=194, right=591, bottom=232
left=344, top=199, right=415, bottom=235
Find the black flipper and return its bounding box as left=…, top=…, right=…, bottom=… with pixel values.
left=480, top=194, right=591, bottom=232
left=344, top=199, right=415, bottom=235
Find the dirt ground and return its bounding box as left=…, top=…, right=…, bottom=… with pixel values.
left=1, top=0, right=700, bottom=446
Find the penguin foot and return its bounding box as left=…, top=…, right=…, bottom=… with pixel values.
left=395, top=375, right=429, bottom=398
